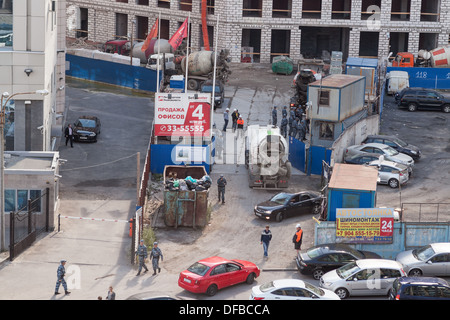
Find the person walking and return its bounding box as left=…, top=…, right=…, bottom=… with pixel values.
left=231, top=109, right=240, bottom=133
left=150, top=242, right=164, bottom=275
left=217, top=174, right=227, bottom=204
left=282, top=106, right=288, bottom=119
left=260, top=225, right=272, bottom=259
left=106, top=286, right=116, bottom=300
left=223, top=108, right=230, bottom=131
left=236, top=116, right=244, bottom=139
left=292, top=224, right=303, bottom=255
left=280, top=115, right=288, bottom=138
left=271, top=106, right=278, bottom=127
left=65, top=124, right=74, bottom=148
left=54, top=259, right=70, bottom=295
left=135, top=239, right=149, bottom=276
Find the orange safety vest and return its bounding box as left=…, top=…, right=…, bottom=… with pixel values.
left=295, top=229, right=303, bottom=243
left=237, top=118, right=244, bottom=125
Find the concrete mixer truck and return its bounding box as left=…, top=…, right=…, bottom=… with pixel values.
left=245, top=125, right=292, bottom=189
left=392, top=46, right=450, bottom=68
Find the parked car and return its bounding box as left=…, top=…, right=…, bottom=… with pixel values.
left=254, top=191, right=323, bottom=222
left=344, top=153, right=382, bottom=165
left=178, top=256, right=260, bottom=296
left=296, top=243, right=382, bottom=280
left=250, top=279, right=340, bottom=300
left=126, top=292, right=178, bottom=300
left=362, top=135, right=421, bottom=160
left=73, top=115, right=101, bottom=142
left=388, top=276, right=450, bottom=300
left=368, top=158, right=409, bottom=188
left=319, top=259, right=406, bottom=299
left=200, top=80, right=225, bottom=109
left=395, top=242, right=450, bottom=277
left=396, top=87, right=450, bottom=113
left=344, top=143, right=414, bottom=172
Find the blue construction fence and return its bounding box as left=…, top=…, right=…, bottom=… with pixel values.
left=387, top=66, right=450, bottom=90
left=289, top=137, right=332, bottom=175
left=66, top=54, right=161, bottom=92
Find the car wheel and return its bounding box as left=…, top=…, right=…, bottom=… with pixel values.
left=335, top=287, right=349, bottom=299
left=246, top=273, right=256, bottom=284
left=312, top=268, right=324, bottom=280
left=442, top=104, right=450, bottom=113
left=408, top=269, right=423, bottom=277
left=187, top=79, right=199, bottom=91
left=206, top=284, right=218, bottom=296
left=407, top=103, right=417, bottom=112
left=388, top=178, right=399, bottom=189
left=275, top=212, right=284, bottom=222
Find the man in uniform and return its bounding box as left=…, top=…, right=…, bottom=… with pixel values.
left=135, top=239, right=149, bottom=276
left=292, top=224, right=303, bottom=255
left=271, top=106, right=278, bottom=127
left=291, top=117, right=298, bottom=138
left=282, top=106, right=288, bottom=119
left=150, top=242, right=164, bottom=275
left=217, top=174, right=227, bottom=204
left=280, top=115, right=288, bottom=138
left=54, top=259, right=70, bottom=295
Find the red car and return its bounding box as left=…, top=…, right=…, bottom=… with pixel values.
left=178, top=256, right=261, bottom=296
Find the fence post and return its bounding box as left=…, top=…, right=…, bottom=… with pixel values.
left=58, top=214, right=61, bottom=232
left=9, top=211, right=14, bottom=261
left=131, top=217, right=136, bottom=265
left=45, top=188, right=50, bottom=232
left=27, top=199, right=32, bottom=234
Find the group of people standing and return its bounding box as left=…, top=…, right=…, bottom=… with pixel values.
left=260, top=224, right=303, bottom=259
left=223, top=108, right=245, bottom=137
left=272, top=105, right=308, bottom=141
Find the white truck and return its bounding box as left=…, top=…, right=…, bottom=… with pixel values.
left=245, top=125, right=292, bottom=189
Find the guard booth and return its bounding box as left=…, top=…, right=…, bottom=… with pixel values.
left=326, top=163, right=378, bottom=221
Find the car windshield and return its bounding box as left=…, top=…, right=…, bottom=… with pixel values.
left=305, top=282, right=326, bottom=296
left=269, top=193, right=291, bottom=205
left=260, top=281, right=275, bottom=292
left=412, top=245, right=436, bottom=261
left=201, top=85, right=222, bottom=93
left=336, top=262, right=361, bottom=279
left=187, top=262, right=210, bottom=276
left=383, top=146, right=399, bottom=156
left=77, top=119, right=96, bottom=128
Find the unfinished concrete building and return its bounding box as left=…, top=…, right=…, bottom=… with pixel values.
left=65, top=0, right=450, bottom=64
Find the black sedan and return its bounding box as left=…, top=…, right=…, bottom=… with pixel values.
left=362, top=135, right=421, bottom=160
left=343, top=152, right=381, bottom=165
left=73, top=116, right=101, bottom=142
left=296, top=243, right=382, bottom=280
left=254, top=191, right=323, bottom=222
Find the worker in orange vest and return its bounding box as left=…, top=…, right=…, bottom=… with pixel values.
left=236, top=116, right=245, bottom=139
left=292, top=224, right=303, bottom=254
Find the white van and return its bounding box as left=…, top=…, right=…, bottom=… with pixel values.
left=386, top=71, right=409, bottom=95
left=319, top=259, right=406, bottom=299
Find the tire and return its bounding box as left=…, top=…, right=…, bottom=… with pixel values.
left=407, top=103, right=417, bottom=112
left=442, top=104, right=450, bottom=113
left=275, top=212, right=284, bottom=222
left=408, top=269, right=423, bottom=277
left=246, top=273, right=256, bottom=284
left=312, top=268, right=324, bottom=280
left=388, top=178, right=399, bottom=189
left=335, top=287, right=349, bottom=299
left=206, top=284, right=218, bottom=296
left=187, top=79, right=199, bottom=91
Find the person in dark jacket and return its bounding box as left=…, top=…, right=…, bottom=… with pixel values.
left=280, top=115, right=288, bottom=138
left=54, top=259, right=70, bottom=295
left=271, top=106, right=278, bottom=127
left=260, top=225, right=272, bottom=258
left=65, top=124, right=74, bottom=148
left=217, top=174, right=227, bottom=204
left=231, top=109, right=240, bottom=133
left=292, top=224, right=303, bottom=254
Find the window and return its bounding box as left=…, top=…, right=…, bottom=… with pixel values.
left=273, top=0, right=292, bottom=18
left=211, top=264, right=226, bottom=275
left=0, top=0, right=13, bottom=47
left=243, top=0, right=262, bottom=17
left=332, top=0, right=351, bottom=19
left=319, top=122, right=334, bottom=140
left=3, top=189, right=42, bottom=213
left=318, top=90, right=330, bottom=106
left=391, top=0, right=410, bottom=21
left=158, top=0, right=170, bottom=9
left=180, top=0, right=192, bottom=11
left=361, top=0, right=381, bottom=21
left=303, top=0, right=322, bottom=19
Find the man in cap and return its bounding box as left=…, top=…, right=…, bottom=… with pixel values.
left=271, top=106, right=278, bottom=127
left=55, top=259, right=70, bottom=295
left=292, top=224, right=303, bottom=255
left=217, top=174, right=227, bottom=204
left=150, top=242, right=164, bottom=275
left=280, top=114, right=288, bottom=138
left=223, top=108, right=230, bottom=131
left=231, top=109, right=240, bottom=133
left=135, top=239, right=149, bottom=276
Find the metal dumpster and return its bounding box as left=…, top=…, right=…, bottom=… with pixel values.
left=163, top=165, right=210, bottom=228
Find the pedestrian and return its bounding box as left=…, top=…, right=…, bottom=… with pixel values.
left=231, top=109, right=240, bottom=132
left=260, top=225, right=272, bottom=258
left=282, top=106, right=288, bottom=119
left=280, top=115, right=288, bottom=138
left=223, top=108, right=229, bottom=131
left=65, top=123, right=74, bottom=148
left=135, top=239, right=149, bottom=276
left=236, top=116, right=244, bottom=139
left=291, top=117, right=298, bottom=138
left=106, top=286, right=116, bottom=300
left=288, top=111, right=295, bottom=137
left=150, top=242, right=164, bottom=275
left=217, top=174, right=227, bottom=204
left=299, top=116, right=307, bottom=141
left=292, top=224, right=303, bottom=255
left=54, top=259, right=71, bottom=295
left=271, top=106, right=278, bottom=127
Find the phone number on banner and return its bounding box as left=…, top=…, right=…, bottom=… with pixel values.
left=336, top=230, right=380, bottom=237
left=160, top=125, right=205, bottom=133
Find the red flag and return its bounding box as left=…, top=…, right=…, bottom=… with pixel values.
left=141, top=18, right=158, bottom=52
left=169, top=18, right=189, bottom=51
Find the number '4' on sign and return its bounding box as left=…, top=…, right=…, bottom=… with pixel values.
left=190, top=103, right=204, bottom=119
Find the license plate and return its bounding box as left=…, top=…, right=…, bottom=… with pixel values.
left=183, top=278, right=191, bottom=284
left=80, top=137, right=87, bottom=140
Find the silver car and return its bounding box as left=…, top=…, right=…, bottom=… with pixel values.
left=395, top=243, right=450, bottom=277
left=319, top=259, right=406, bottom=299
left=345, top=143, right=414, bottom=172
left=368, top=158, right=409, bottom=188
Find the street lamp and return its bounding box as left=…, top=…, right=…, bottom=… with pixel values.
left=0, top=89, right=49, bottom=251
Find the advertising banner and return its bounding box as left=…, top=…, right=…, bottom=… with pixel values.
left=336, top=208, right=394, bottom=244
left=154, top=93, right=211, bottom=137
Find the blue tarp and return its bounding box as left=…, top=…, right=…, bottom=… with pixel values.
left=387, top=66, right=450, bottom=89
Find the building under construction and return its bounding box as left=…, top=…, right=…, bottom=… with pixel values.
left=66, top=0, right=450, bottom=63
